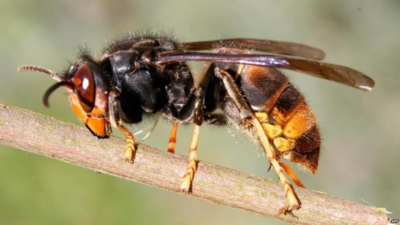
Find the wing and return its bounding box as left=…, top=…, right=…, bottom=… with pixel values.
left=156, top=52, right=374, bottom=91
left=180, top=38, right=325, bottom=60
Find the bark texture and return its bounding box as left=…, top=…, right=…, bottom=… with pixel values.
left=0, top=102, right=388, bottom=224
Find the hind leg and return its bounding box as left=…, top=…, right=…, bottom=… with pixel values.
left=214, top=67, right=301, bottom=214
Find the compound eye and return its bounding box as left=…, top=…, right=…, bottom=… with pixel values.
left=73, top=64, right=95, bottom=112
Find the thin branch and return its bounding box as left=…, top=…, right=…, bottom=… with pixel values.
left=0, top=102, right=388, bottom=224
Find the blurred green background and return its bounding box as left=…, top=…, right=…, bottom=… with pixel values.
left=1, top=0, right=399, bottom=224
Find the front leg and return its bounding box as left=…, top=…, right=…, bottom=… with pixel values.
left=109, top=91, right=137, bottom=163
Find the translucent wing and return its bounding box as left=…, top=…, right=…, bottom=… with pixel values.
left=181, top=38, right=325, bottom=60
left=157, top=52, right=374, bottom=91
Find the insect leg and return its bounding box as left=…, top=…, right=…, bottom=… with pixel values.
left=118, top=125, right=136, bottom=162
left=179, top=83, right=207, bottom=192
left=167, top=122, right=179, bottom=153
left=109, top=91, right=137, bottom=163
left=252, top=118, right=301, bottom=214
left=214, top=67, right=301, bottom=215
left=180, top=124, right=200, bottom=192
left=213, top=68, right=253, bottom=121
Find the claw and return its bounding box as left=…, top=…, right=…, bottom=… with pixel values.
left=267, top=163, right=273, bottom=172
left=278, top=205, right=300, bottom=219
left=179, top=178, right=191, bottom=192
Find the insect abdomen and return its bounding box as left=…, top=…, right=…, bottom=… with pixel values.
left=241, top=66, right=320, bottom=173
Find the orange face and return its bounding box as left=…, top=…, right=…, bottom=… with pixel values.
left=68, top=64, right=110, bottom=138
left=69, top=91, right=109, bottom=137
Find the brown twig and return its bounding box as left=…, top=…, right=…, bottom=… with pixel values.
left=0, top=102, right=388, bottom=224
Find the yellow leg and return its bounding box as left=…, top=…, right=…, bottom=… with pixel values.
left=251, top=117, right=301, bottom=215
left=180, top=125, right=200, bottom=192
left=214, top=67, right=301, bottom=215
left=117, top=124, right=136, bottom=163
left=167, top=122, right=179, bottom=153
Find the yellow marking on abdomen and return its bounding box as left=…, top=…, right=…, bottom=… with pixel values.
left=262, top=123, right=282, bottom=139
left=283, top=104, right=316, bottom=139
left=274, top=137, right=295, bottom=152
left=255, top=112, right=268, bottom=123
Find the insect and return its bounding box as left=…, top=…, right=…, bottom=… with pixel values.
left=17, top=33, right=374, bottom=215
